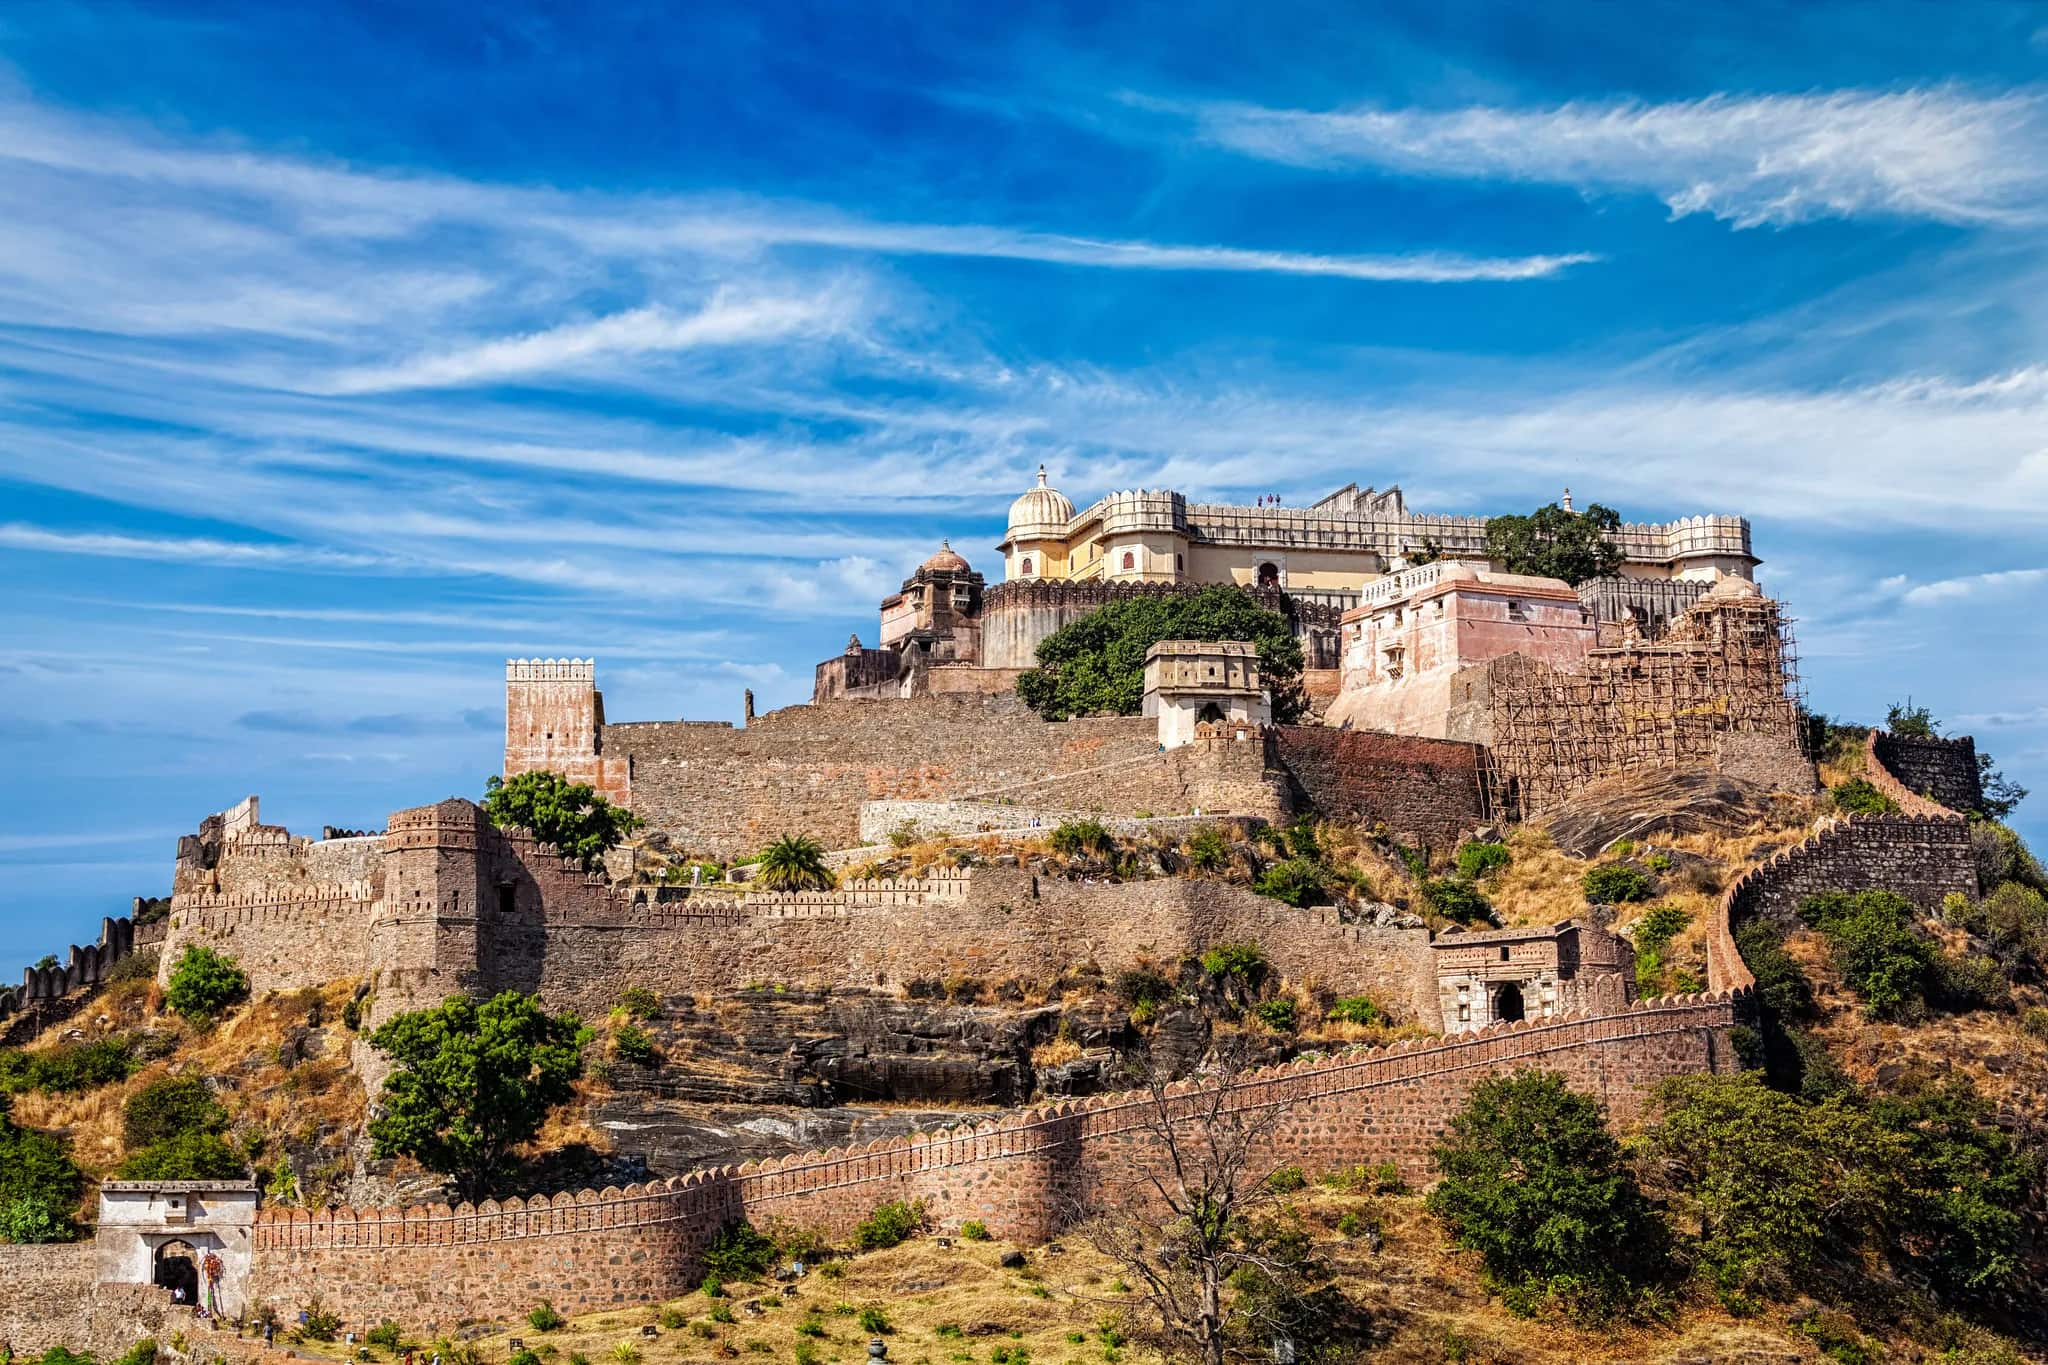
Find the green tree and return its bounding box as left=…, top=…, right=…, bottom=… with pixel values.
left=1883, top=701, right=2027, bottom=818
left=751, top=834, right=834, bottom=891
left=483, top=770, right=645, bottom=869
left=123, top=1076, right=225, bottom=1149
left=368, top=991, right=592, bottom=1201
left=1885, top=699, right=1938, bottom=738
left=1870, top=1077, right=2037, bottom=1294
left=0, top=1098, right=82, bottom=1242
left=116, top=1130, right=246, bottom=1181
left=1016, top=585, right=1305, bottom=722
left=1798, top=890, right=1936, bottom=1021
left=1482, top=503, right=1624, bottom=586
left=1641, top=1072, right=1899, bottom=1308
left=165, top=945, right=249, bottom=1023
left=1426, top=1071, right=1664, bottom=1318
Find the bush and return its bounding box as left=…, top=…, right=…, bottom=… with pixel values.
left=1185, top=827, right=1229, bottom=871
left=1112, top=968, right=1173, bottom=1010
left=617, top=988, right=660, bottom=1020
left=529, top=1300, right=566, bottom=1332
left=1252, top=998, right=1297, bottom=1031
left=1870, top=1077, right=2036, bottom=1294
left=1455, top=841, right=1511, bottom=879
left=165, top=945, right=249, bottom=1023
left=1633, top=905, right=1691, bottom=947
left=958, top=1219, right=990, bottom=1241
left=1581, top=864, right=1652, bottom=905
left=122, top=1077, right=225, bottom=1149
left=1325, top=995, right=1382, bottom=1026
left=0, top=1038, right=135, bottom=1095
left=857, top=1305, right=890, bottom=1334
left=366, top=1323, right=403, bottom=1350
left=115, top=1340, right=158, bottom=1365
left=1199, top=942, right=1268, bottom=985
left=852, top=1198, right=924, bottom=1250
left=703, top=1218, right=778, bottom=1280
left=1422, top=877, right=1494, bottom=924
left=612, top=1024, right=658, bottom=1066
left=1252, top=857, right=1326, bottom=907
left=1050, top=819, right=1114, bottom=858
left=1427, top=1071, right=1664, bottom=1318
left=1947, top=880, right=2048, bottom=978
left=1930, top=952, right=2010, bottom=1012
left=1266, top=1165, right=1307, bottom=1193
left=116, top=1131, right=245, bottom=1181
left=1799, top=890, right=1936, bottom=1020
left=1829, top=778, right=1898, bottom=816
left=657, top=1306, right=687, bottom=1329
left=302, top=1299, right=342, bottom=1341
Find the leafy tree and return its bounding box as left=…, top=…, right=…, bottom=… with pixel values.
left=1641, top=1073, right=1899, bottom=1308
left=1883, top=701, right=2027, bottom=819
left=1049, top=819, right=1114, bottom=858
left=0, top=1099, right=82, bottom=1242
left=368, top=991, right=592, bottom=1201
left=1871, top=1077, right=2037, bottom=1294
left=116, top=1130, right=246, bottom=1181
left=483, top=770, right=644, bottom=869
left=1799, top=890, right=1936, bottom=1021
left=1482, top=502, right=1624, bottom=586
left=1016, top=585, right=1305, bottom=722
left=123, top=1076, right=225, bottom=1149
left=751, top=834, right=834, bottom=891
left=165, top=945, right=248, bottom=1023
left=1426, top=1070, right=1665, bottom=1318
left=1885, top=699, right=1938, bottom=739
left=1946, top=880, right=2048, bottom=979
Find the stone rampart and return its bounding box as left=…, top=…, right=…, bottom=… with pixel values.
left=1, top=914, right=152, bottom=1034
left=247, top=990, right=1736, bottom=1329
left=162, top=882, right=379, bottom=997
left=1273, top=728, right=1490, bottom=851
left=1722, top=813, right=1977, bottom=927
left=856, top=803, right=1260, bottom=846
left=1867, top=730, right=1983, bottom=815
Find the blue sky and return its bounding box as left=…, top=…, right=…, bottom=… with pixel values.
left=3, top=0, right=2046, bottom=975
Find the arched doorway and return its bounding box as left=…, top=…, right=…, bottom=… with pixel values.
left=1493, top=982, right=1526, bottom=1024
left=1196, top=702, right=1226, bottom=726
left=154, top=1239, right=200, bottom=1304
left=1256, top=561, right=1280, bottom=589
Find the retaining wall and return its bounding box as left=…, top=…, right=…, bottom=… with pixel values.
left=1723, top=812, right=1978, bottom=926
left=1274, top=728, right=1490, bottom=850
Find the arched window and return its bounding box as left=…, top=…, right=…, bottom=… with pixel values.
left=1020, top=556, right=1033, bottom=576
left=1257, top=561, right=1280, bottom=589
left=1121, top=551, right=1136, bottom=571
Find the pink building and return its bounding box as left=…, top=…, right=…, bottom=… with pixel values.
left=1327, top=561, right=1595, bottom=738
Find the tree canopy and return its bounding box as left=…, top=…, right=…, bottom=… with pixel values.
left=1015, top=584, right=1304, bottom=722
left=164, top=945, right=249, bottom=1024
left=483, top=770, right=645, bottom=868
left=368, top=991, right=592, bottom=1201
left=1482, top=502, right=1624, bottom=586
left=0, top=1097, right=82, bottom=1243
left=751, top=834, right=834, bottom=891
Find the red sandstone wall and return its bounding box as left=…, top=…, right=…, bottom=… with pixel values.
left=247, top=992, right=1737, bottom=1330
left=1273, top=728, right=1490, bottom=851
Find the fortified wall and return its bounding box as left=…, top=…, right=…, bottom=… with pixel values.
left=1, top=911, right=165, bottom=1043
left=1868, top=730, right=1984, bottom=815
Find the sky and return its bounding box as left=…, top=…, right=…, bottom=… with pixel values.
left=3, top=0, right=2046, bottom=975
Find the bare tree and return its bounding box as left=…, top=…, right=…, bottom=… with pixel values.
left=1070, top=1037, right=1332, bottom=1365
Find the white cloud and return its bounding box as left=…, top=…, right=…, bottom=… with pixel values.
left=1167, top=87, right=2048, bottom=227
left=0, top=523, right=391, bottom=571
left=1900, top=566, right=2048, bottom=605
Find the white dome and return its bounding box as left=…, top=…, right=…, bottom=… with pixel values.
left=1006, top=465, right=1075, bottom=540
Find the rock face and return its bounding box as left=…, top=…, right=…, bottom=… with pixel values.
left=1538, top=766, right=1785, bottom=858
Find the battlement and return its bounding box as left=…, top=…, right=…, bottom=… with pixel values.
left=506, top=658, right=595, bottom=682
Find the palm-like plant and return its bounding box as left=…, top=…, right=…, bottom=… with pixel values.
left=753, top=834, right=834, bottom=891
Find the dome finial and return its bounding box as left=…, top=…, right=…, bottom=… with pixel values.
left=1036, top=464, right=1048, bottom=487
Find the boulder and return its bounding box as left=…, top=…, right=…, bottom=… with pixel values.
left=1539, top=766, right=1783, bottom=859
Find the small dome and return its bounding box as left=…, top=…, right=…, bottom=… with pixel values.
left=922, top=539, right=970, bottom=574
left=1007, top=464, right=1076, bottom=540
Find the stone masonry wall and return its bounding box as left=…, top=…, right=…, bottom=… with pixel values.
left=159, top=883, right=378, bottom=998
left=246, top=990, right=1737, bottom=1330
left=0, top=1242, right=101, bottom=1351
left=1724, top=813, right=1977, bottom=925
left=1869, top=730, right=1984, bottom=815
left=607, top=697, right=1163, bottom=859
left=1274, top=728, right=1490, bottom=851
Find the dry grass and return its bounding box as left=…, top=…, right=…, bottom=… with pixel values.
left=1481, top=827, right=1593, bottom=928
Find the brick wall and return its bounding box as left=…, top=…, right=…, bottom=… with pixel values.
left=1273, top=728, right=1490, bottom=851
left=246, top=991, right=1737, bottom=1331
left=1868, top=730, right=1983, bottom=815
left=607, top=697, right=1164, bottom=859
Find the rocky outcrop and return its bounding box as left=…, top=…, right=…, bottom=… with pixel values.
left=1538, top=766, right=1788, bottom=858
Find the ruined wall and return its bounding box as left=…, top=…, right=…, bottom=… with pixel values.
left=245, top=991, right=1736, bottom=1330
left=607, top=697, right=1163, bottom=857
left=1724, top=813, right=1977, bottom=924
left=1869, top=730, right=1983, bottom=814
left=2, top=915, right=146, bottom=1024
left=1273, top=728, right=1490, bottom=851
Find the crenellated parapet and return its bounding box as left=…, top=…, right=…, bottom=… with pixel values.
left=1866, top=729, right=1984, bottom=815
left=0, top=915, right=147, bottom=1028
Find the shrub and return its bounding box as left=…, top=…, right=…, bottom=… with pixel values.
left=366, top=1323, right=403, bottom=1350
left=1870, top=1076, right=2036, bottom=1294
left=1325, top=995, right=1382, bottom=1026
left=1251, top=997, right=1297, bottom=1030
left=1947, top=880, right=2048, bottom=977
left=958, top=1219, right=990, bottom=1241
left=1185, top=826, right=1229, bottom=871
left=1581, top=864, right=1652, bottom=905
left=612, top=1024, right=658, bottom=1066
left=165, top=945, right=249, bottom=1023
left=792, top=1343, right=821, bottom=1365
left=1199, top=942, right=1268, bottom=984
left=1252, top=857, right=1326, bottom=907
left=617, top=988, right=660, bottom=1019
left=0, top=1102, right=80, bottom=1245
left=1111, top=968, right=1173, bottom=1010
left=1455, top=840, right=1511, bottom=879
left=483, top=770, right=644, bottom=869
left=1930, top=952, right=2010, bottom=1012
left=508, top=1352, right=541, bottom=1365
left=1427, top=1071, right=1665, bottom=1318
left=852, top=1198, right=924, bottom=1250
left=115, top=1340, right=159, bottom=1365
left=529, top=1301, right=566, bottom=1333
left=1633, top=905, right=1691, bottom=947
left=1050, top=819, right=1114, bottom=858
left=709, top=1303, right=735, bottom=1324
left=1266, top=1165, right=1306, bottom=1193
left=655, top=1306, right=686, bottom=1329
left=609, top=1345, right=640, bottom=1365
left=0, top=1038, right=135, bottom=1095
left=1799, top=890, right=1935, bottom=1020
left=703, top=1218, right=778, bottom=1281
left=857, top=1305, right=890, bottom=1334
left=122, top=1077, right=225, bottom=1149
left=302, top=1299, right=342, bottom=1341
left=1422, top=878, right=1493, bottom=924
left=116, top=1130, right=245, bottom=1181
left=1829, top=778, right=1898, bottom=816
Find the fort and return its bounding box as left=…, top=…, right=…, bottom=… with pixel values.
left=0, top=470, right=2004, bottom=1350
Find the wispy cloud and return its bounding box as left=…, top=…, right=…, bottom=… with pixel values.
left=0, top=523, right=392, bottom=571
left=1900, top=566, right=2048, bottom=605
left=1163, top=87, right=2048, bottom=227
